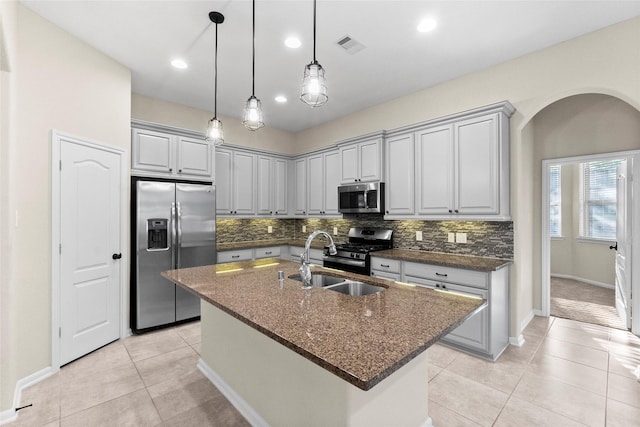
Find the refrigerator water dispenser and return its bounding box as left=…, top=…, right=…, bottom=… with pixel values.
left=147, top=218, right=168, bottom=249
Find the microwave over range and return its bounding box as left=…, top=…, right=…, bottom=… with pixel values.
left=338, top=182, right=385, bottom=214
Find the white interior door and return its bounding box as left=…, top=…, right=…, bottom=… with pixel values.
left=60, top=138, right=122, bottom=365
left=614, top=159, right=631, bottom=329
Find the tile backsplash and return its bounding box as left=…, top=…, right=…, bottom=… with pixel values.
left=217, top=217, right=513, bottom=259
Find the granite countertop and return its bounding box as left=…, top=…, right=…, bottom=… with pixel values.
left=162, top=259, right=485, bottom=391
left=371, top=249, right=512, bottom=272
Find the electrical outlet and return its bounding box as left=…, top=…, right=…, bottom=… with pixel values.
left=333, top=227, right=338, bottom=235
left=456, top=232, right=467, bottom=243
left=302, top=225, right=307, bottom=233
left=448, top=232, right=455, bottom=243
left=267, top=226, right=273, bottom=233
left=416, top=231, right=423, bottom=241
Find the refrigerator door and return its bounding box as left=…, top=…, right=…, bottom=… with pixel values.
left=136, top=181, right=177, bottom=330
left=175, top=183, right=216, bottom=321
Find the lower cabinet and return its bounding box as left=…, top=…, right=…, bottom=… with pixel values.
left=289, top=246, right=324, bottom=265
left=217, top=249, right=253, bottom=264
left=370, top=257, right=402, bottom=282
left=389, top=259, right=509, bottom=361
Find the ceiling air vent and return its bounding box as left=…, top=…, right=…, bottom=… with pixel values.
left=336, top=35, right=366, bottom=55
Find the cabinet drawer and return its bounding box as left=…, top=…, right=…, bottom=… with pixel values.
left=370, top=270, right=401, bottom=282
left=254, top=246, right=281, bottom=259
left=404, top=261, right=488, bottom=289
left=218, top=249, right=253, bottom=264
left=370, top=257, right=401, bottom=274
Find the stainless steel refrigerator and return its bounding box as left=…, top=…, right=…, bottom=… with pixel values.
left=131, top=178, right=216, bottom=333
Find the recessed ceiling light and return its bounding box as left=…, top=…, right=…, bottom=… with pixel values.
left=284, top=37, right=301, bottom=49
left=275, top=95, right=287, bottom=103
left=417, top=18, right=437, bottom=33
left=171, top=59, right=188, bottom=69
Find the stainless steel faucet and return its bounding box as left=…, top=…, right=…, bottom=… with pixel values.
left=300, top=230, right=337, bottom=288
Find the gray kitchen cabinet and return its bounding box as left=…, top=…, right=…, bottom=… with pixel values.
left=216, top=148, right=256, bottom=217
left=289, top=246, right=324, bottom=265
left=338, top=133, right=383, bottom=184
left=132, top=123, right=213, bottom=180
left=293, top=158, right=307, bottom=216
left=403, top=260, right=509, bottom=360
left=307, top=149, right=341, bottom=216
left=217, top=249, right=254, bottom=264
left=253, top=246, right=282, bottom=259
left=384, top=132, right=415, bottom=216
left=257, top=155, right=288, bottom=216
left=385, top=101, right=514, bottom=220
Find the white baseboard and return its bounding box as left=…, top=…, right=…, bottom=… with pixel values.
left=422, top=417, right=434, bottom=427
left=197, top=358, right=268, bottom=427
left=551, top=274, right=614, bottom=290
left=509, top=335, right=525, bottom=347
left=0, top=366, right=54, bottom=425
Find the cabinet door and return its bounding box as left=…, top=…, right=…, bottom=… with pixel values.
left=132, top=129, right=173, bottom=173
left=455, top=115, right=499, bottom=214
left=256, top=155, right=273, bottom=215
left=215, top=148, right=233, bottom=215
left=359, top=138, right=381, bottom=182
left=339, top=144, right=359, bottom=183
left=307, top=154, right=324, bottom=215
left=439, top=283, right=489, bottom=352
left=176, top=136, right=212, bottom=177
left=417, top=125, right=454, bottom=215
left=294, top=158, right=307, bottom=215
left=385, top=133, right=415, bottom=215
left=233, top=152, right=256, bottom=215
left=323, top=151, right=340, bottom=215
left=273, top=158, right=288, bottom=215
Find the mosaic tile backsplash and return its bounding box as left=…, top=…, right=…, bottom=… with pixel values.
left=217, top=217, right=513, bottom=259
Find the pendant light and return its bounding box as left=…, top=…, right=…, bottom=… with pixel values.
left=300, top=0, right=328, bottom=107
left=242, top=0, right=264, bottom=131
left=206, top=11, right=225, bottom=146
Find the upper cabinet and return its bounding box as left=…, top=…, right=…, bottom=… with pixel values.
left=338, top=133, right=384, bottom=184
left=216, top=148, right=256, bottom=217
left=307, top=149, right=341, bottom=216
left=293, top=158, right=307, bottom=216
left=256, top=155, right=288, bottom=216
left=385, top=101, right=514, bottom=220
left=131, top=122, right=213, bottom=180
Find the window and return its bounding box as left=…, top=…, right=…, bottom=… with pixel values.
left=580, top=159, right=622, bottom=240
left=549, top=165, right=561, bottom=237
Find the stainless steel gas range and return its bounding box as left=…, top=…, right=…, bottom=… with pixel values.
left=323, top=227, right=393, bottom=275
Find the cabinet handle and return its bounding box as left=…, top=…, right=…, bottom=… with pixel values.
left=386, top=210, right=389, bottom=214
left=178, top=169, right=182, bottom=173
left=169, top=168, right=173, bottom=172
left=436, top=283, right=441, bottom=288
left=265, top=251, right=272, bottom=255
left=442, top=284, right=447, bottom=289
left=435, top=272, right=448, bottom=277
left=380, top=264, right=390, bottom=268
left=270, top=211, right=273, bottom=214
left=454, top=209, right=459, bottom=213
left=232, top=255, right=240, bottom=259
left=448, top=209, right=453, bottom=213
left=275, top=211, right=278, bottom=215
left=230, top=210, right=234, bottom=214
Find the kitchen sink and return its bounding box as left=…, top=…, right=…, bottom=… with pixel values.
left=325, top=281, right=385, bottom=296
left=288, top=273, right=346, bottom=287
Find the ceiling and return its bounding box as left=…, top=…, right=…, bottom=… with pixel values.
left=21, top=1, right=640, bottom=133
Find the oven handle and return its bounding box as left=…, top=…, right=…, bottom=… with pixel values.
left=323, top=257, right=367, bottom=268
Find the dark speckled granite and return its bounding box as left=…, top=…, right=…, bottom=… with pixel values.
left=162, top=259, right=485, bottom=391
left=373, top=249, right=512, bottom=272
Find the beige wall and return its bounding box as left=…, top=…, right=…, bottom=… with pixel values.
left=550, top=163, right=617, bottom=286
left=1, top=3, right=131, bottom=413
left=131, top=94, right=295, bottom=155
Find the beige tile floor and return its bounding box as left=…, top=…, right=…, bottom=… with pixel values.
left=6, top=316, right=640, bottom=426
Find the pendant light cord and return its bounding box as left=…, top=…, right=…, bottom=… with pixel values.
left=214, top=21, right=219, bottom=119
left=252, top=0, right=256, bottom=96
left=312, top=0, right=317, bottom=62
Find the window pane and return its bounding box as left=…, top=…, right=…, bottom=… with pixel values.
left=549, top=165, right=561, bottom=237
left=588, top=204, right=616, bottom=238
left=581, top=159, right=621, bottom=239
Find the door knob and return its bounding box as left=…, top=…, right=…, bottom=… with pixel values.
left=609, top=242, right=618, bottom=251
left=112, top=253, right=122, bottom=260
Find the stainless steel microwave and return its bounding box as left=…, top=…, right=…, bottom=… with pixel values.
left=338, top=182, right=385, bottom=214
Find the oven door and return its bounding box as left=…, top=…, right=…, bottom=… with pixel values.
left=323, top=256, right=369, bottom=275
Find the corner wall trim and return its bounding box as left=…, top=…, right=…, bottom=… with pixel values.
left=0, top=366, right=54, bottom=425
left=197, top=358, right=268, bottom=427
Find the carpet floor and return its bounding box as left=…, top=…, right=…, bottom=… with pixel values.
left=550, top=277, right=627, bottom=330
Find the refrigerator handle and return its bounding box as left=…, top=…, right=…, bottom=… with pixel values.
left=176, top=202, right=182, bottom=268
left=171, top=202, right=177, bottom=268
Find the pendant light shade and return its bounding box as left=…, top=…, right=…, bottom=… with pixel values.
left=206, top=11, right=225, bottom=146
left=300, top=0, right=328, bottom=107
left=243, top=0, right=264, bottom=131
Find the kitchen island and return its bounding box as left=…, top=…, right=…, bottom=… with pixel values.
left=163, top=258, right=485, bottom=426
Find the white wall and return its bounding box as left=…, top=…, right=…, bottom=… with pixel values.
left=0, top=3, right=131, bottom=413
left=550, top=163, right=617, bottom=286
